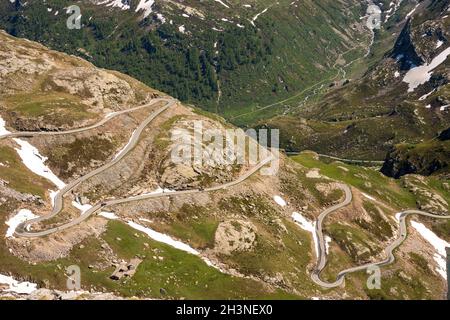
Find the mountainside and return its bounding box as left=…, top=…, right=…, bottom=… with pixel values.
left=381, top=127, right=450, bottom=178
left=0, top=0, right=370, bottom=120
left=263, top=0, right=450, bottom=160
left=0, top=30, right=450, bottom=300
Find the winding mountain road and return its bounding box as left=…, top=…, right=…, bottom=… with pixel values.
left=1, top=97, right=274, bottom=238
left=2, top=96, right=448, bottom=289
left=311, top=185, right=450, bottom=289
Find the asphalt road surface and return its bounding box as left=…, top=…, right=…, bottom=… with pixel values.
left=0, top=98, right=275, bottom=237
left=311, top=185, right=450, bottom=288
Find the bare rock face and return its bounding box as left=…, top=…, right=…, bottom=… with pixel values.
left=159, top=118, right=242, bottom=190
left=0, top=33, right=57, bottom=94
left=403, top=175, right=449, bottom=215
left=0, top=180, right=44, bottom=205
left=0, top=30, right=158, bottom=131
left=214, top=220, right=257, bottom=255
left=1, top=288, right=130, bottom=300
left=48, top=68, right=135, bottom=111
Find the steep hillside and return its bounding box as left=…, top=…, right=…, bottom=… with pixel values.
left=1, top=31, right=449, bottom=300
left=263, top=0, right=450, bottom=160
left=0, top=0, right=370, bottom=119
left=381, top=127, right=450, bottom=178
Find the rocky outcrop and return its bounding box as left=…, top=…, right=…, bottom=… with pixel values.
left=438, top=127, right=450, bottom=141
left=110, top=258, right=142, bottom=280
left=389, top=19, right=424, bottom=71
left=381, top=141, right=450, bottom=178
left=0, top=30, right=159, bottom=131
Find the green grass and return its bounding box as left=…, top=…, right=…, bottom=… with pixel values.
left=354, top=201, right=394, bottom=241
left=219, top=219, right=317, bottom=293
left=46, top=136, right=119, bottom=179
left=146, top=204, right=220, bottom=250
left=4, top=92, right=95, bottom=127
left=0, top=214, right=300, bottom=299
left=325, top=223, right=381, bottom=263
left=94, top=221, right=301, bottom=299
left=0, top=145, right=53, bottom=198
left=291, top=152, right=417, bottom=209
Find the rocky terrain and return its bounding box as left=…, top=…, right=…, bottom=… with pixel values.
left=0, top=20, right=449, bottom=300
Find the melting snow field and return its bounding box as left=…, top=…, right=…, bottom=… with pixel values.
left=5, top=209, right=38, bottom=238
left=273, top=195, right=287, bottom=207
left=127, top=221, right=220, bottom=270
left=98, top=211, right=119, bottom=220
left=0, top=116, right=11, bottom=136
left=411, top=221, right=449, bottom=280
left=325, top=236, right=332, bottom=254
left=128, top=221, right=199, bottom=255
left=214, top=0, right=230, bottom=8
left=113, top=129, right=136, bottom=160
left=403, top=47, right=450, bottom=92
left=292, top=212, right=319, bottom=257
left=2, top=116, right=68, bottom=236
left=72, top=201, right=93, bottom=214
left=0, top=274, right=37, bottom=294
left=130, top=187, right=175, bottom=199
left=98, top=0, right=130, bottom=10
left=13, top=138, right=66, bottom=190
left=135, top=0, right=155, bottom=19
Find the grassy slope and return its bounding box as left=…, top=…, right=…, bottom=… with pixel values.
left=290, top=152, right=448, bottom=299
left=0, top=206, right=298, bottom=299
left=262, top=1, right=450, bottom=159
left=0, top=145, right=53, bottom=198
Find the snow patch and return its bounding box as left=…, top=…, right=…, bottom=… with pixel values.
left=156, top=13, right=166, bottom=24
left=127, top=221, right=221, bottom=270
left=273, top=195, right=287, bottom=207
left=128, top=221, right=198, bottom=255
left=251, top=7, right=269, bottom=26
left=419, top=89, right=436, bottom=101
left=0, top=274, right=37, bottom=294
left=325, top=236, right=332, bottom=254
left=135, top=0, right=155, bottom=18
left=0, top=116, right=11, bottom=137
left=411, top=220, right=449, bottom=279
left=403, top=47, right=450, bottom=92
left=98, top=0, right=130, bottom=11
left=214, top=0, right=230, bottom=8
left=98, top=211, right=119, bottom=220
left=5, top=209, right=38, bottom=238
left=362, top=193, right=376, bottom=201
left=129, top=187, right=175, bottom=199
left=292, top=212, right=319, bottom=257
left=114, top=130, right=136, bottom=160
left=13, top=138, right=66, bottom=190
left=406, top=3, right=420, bottom=18
left=71, top=201, right=92, bottom=214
